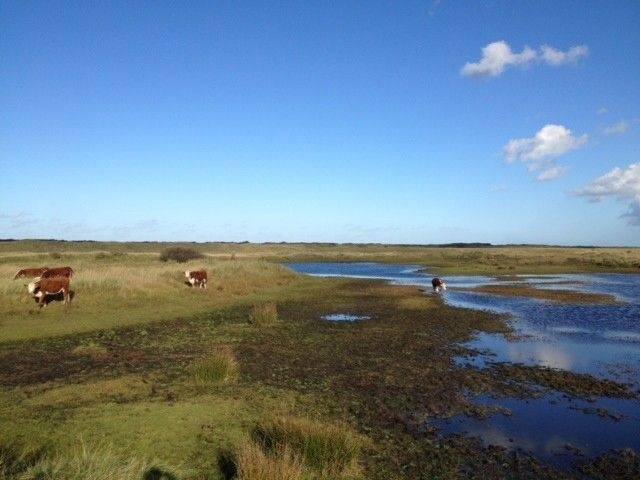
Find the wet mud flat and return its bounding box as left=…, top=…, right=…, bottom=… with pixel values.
left=288, top=263, right=640, bottom=478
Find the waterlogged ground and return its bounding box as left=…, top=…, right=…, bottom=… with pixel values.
left=288, top=263, right=640, bottom=471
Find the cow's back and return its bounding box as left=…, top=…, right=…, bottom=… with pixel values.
left=42, top=267, right=74, bottom=278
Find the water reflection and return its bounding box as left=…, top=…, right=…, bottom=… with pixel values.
left=432, top=393, right=640, bottom=470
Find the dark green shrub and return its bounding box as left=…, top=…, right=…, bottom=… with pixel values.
left=159, top=247, right=204, bottom=263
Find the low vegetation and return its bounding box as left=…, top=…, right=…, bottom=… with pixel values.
left=1, top=440, right=181, bottom=480
left=252, top=416, right=363, bottom=478
left=471, top=284, right=620, bottom=304
left=248, top=302, right=279, bottom=327
left=232, top=440, right=304, bottom=480
left=159, top=247, right=204, bottom=263
left=191, top=347, right=239, bottom=386
left=3, top=240, right=640, bottom=273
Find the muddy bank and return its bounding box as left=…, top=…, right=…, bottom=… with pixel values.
left=469, top=284, right=619, bottom=304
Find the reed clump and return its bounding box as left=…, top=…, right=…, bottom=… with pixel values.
left=191, top=347, right=239, bottom=385
left=249, top=416, right=364, bottom=478
left=248, top=302, right=279, bottom=327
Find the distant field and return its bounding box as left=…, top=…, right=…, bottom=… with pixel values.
left=1, top=241, right=638, bottom=479
left=2, top=240, right=639, bottom=274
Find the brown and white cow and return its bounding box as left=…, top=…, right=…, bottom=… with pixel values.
left=28, top=277, right=71, bottom=307
left=14, top=267, right=49, bottom=280
left=185, top=270, right=207, bottom=289
left=432, top=277, right=447, bottom=293
left=41, top=266, right=74, bottom=278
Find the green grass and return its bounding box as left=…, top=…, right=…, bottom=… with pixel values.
left=191, top=347, right=239, bottom=385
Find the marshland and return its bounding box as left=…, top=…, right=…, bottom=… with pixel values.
left=1, top=241, right=639, bottom=479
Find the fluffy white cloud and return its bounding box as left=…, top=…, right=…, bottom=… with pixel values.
left=504, top=124, right=587, bottom=181
left=461, top=41, right=588, bottom=78
left=539, top=45, right=589, bottom=66
left=603, top=121, right=629, bottom=135
left=461, top=41, right=536, bottom=78
left=574, top=164, right=640, bottom=226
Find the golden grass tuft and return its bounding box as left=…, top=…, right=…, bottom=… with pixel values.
left=16, top=443, right=181, bottom=480
left=234, top=439, right=304, bottom=480
left=248, top=302, right=279, bottom=327
left=252, top=416, right=364, bottom=478
left=191, top=347, right=239, bottom=385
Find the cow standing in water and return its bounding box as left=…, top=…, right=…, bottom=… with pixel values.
left=432, top=277, right=447, bottom=293
left=185, top=270, right=208, bottom=289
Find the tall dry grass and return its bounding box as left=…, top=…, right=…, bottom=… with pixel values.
left=249, top=416, right=364, bottom=479
left=1, top=436, right=181, bottom=480
left=0, top=253, right=298, bottom=342
left=234, top=440, right=304, bottom=480
left=248, top=302, right=279, bottom=327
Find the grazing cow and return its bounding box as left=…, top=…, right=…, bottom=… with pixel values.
left=28, top=277, right=71, bottom=308
left=41, top=266, right=74, bottom=278
left=14, top=267, right=49, bottom=280
left=432, top=277, right=447, bottom=293
left=185, top=270, right=207, bottom=289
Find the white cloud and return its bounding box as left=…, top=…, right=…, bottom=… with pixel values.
left=461, top=41, right=536, bottom=78
left=461, top=41, right=588, bottom=78
left=537, top=165, right=567, bottom=182
left=504, top=124, right=587, bottom=181
left=539, top=45, right=589, bottom=66
left=597, top=107, right=608, bottom=115
left=602, top=121, right=629, bottom=135
left=574, top=163, right=640, bottom=226
left=504, top=124, right=588, bottom=162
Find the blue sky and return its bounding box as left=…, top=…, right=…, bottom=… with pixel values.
left=1, top=1, right=639, bottom=245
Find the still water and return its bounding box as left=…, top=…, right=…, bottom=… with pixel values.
left=288, top=262, right=640, bottom=468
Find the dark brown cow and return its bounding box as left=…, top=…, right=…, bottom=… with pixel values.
left=28, top=277, right=71, bottom=307
left=41, top=266, right=74, bottom=278
left=432, top=277, right=447, bottom=293
left=185, top=270, right=207, bottom=289
left=14, top=267, right=49, bottom=279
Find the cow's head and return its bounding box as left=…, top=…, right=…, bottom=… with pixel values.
left=440, top=282, right=447, bottom=291
left=184, top=270, right=191, bottom=279
left=27, top=279, right=40, bottom=295
left=14, top=270, right=23, bottom=280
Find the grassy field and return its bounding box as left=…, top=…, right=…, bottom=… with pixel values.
left=1, top=241, right=638, bottom=479
left=2, top=240, right=640, bottom=274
